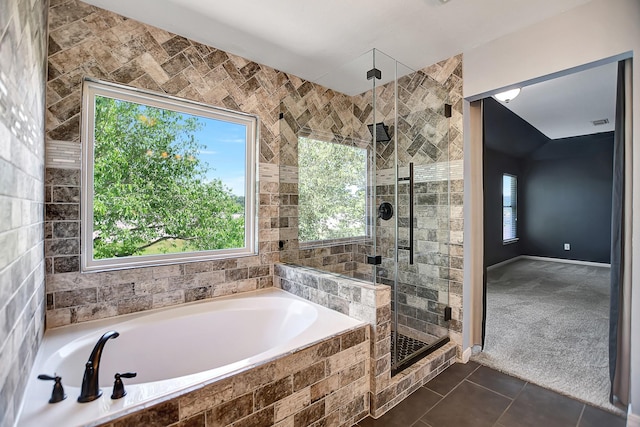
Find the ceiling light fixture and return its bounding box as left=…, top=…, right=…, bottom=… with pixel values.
left=493, top=88, right=521, bottom=103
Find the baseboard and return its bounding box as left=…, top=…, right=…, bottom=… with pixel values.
left=461, top=347, right=472, bottom=363
left=487, top=255, right=610, bottom=270
left=627, top=412, right=640, bottom=427
left=520, top=255, right=610, bottom=268
left=486, top=256, right=524, bottom=271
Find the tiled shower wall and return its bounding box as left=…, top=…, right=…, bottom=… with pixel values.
left=278, top=84, right=374, bottom=279
left=0, top=0, right=48, bottom=425
left=44, top=0, right=292, bottom=327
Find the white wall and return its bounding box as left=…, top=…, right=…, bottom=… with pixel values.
left=461, top=0, right=640, bottom=419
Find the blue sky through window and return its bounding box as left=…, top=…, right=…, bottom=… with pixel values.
left=187, top=115, right=247, bottom=197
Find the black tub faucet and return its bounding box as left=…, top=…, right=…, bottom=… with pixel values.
left=78, top=331, right=119, bottom=403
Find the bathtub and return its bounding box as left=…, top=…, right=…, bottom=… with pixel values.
left=17, top=288, right=365, bottom=427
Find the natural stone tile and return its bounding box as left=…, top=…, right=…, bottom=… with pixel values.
left=117, top=295, right=153, bottom=315
left=341, top=327, right=366, bottom=350
left=232, top=406, right=274, bottom=427
left=274, top=388, right=311, bottom=422
left=99, top=283, right=135, bottom=302
left=112, top=400, right=179, bottom=427
left=255, top=376, right=293, bottom=410
left=293, top=400, right=324, bottom=427
left=46, top=203, right=79, bottom=221
left=55, top=288, right=97, bottom=308
left=178, top=378, right=234, bottom=419
left=152, top=289, right=185, bottom=308
left=53, top=256, right=79, bottom=273
left=162, top=72, right=189, bottom=94
left=74, top=303, right=118, bottom=323
left=207, top=393, right=253, bottom=426
left=184, top=286, right=211, bottom=302
left=310, top=373, right=340, bottom=403
left=293, top=361, right=325, bottom=391
left=52, top=221, right=79, bottom=238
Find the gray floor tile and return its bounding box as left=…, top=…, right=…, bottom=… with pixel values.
left=578, top=404, right=627, bottom=427
left=421, top=380, right=511, bottom=427
left=359, top=387, right=442, bottom=427
left=423, top=361, right=480, bottom=396
left=497, top=382, right=584, bottom=427
left=467, top=365, right=526, bottom=398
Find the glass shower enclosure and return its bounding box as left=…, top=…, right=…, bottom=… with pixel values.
left=279, top=48, right=452, bottom=373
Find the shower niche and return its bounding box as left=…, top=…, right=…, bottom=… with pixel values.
left=278, top=48, right=457, bottom=373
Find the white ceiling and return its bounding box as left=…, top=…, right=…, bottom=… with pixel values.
left=82, top=0, right=611, bottom=139
left=496, top=61, right=617, bottom=140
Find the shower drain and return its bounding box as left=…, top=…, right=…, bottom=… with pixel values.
left=391, top=332, right=429, bottom=365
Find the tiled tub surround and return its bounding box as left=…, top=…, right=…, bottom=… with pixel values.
left=0, top=0, right=49, bottom=425
left=18, top=288, right=369, bottom=427
left=274, top=263, right=457, bottom=418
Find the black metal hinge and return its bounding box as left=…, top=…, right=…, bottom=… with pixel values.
left=367, top=68, right=382, bottom=80
left=444, top=306, right=452, bottom=321
left=367, top=255, right=382, bottom=265
left=444, top=103, right=452, bottom=118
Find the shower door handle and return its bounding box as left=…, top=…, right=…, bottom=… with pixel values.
left=398, top=162, right=414, bottom=265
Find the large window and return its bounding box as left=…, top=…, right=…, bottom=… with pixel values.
left=298, top=136, right=368, bottom=243
left=503, top=173, right=518, bottom=243
left=81, top=79, right=257, bottom=271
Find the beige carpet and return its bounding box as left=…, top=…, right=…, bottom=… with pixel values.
left=472, top=258, right=624, bottom=414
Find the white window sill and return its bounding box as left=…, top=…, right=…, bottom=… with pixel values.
left=503, top=238, right=519, bottom=245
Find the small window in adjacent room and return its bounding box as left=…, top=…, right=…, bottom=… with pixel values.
left=503, top=173, right=518, bottom=243
left=81, top=79, right=257, bottom=272
left=297, top=135, right=369, bottom=244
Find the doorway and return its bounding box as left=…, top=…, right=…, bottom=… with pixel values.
left=474, top=61, right=623, bottom=413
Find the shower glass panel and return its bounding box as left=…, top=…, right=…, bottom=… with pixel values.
left=278, top=48, right=451, bottom=372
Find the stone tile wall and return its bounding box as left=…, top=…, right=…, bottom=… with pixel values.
left=44, top=0, right=291, bottom=327
left=0, top=0, right=48, bottom=425
left=97, top=325, right=370, bottom=427
left=273, top=263, right=457, bottom=418
left=278, top=82, right=374, bottom=280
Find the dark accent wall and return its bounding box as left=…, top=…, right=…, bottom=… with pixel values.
left=483, top=148, right=523, bottom=266
left=483, top=97, right=547, bottom=266
left=484, top=96, right=614, bottom=266
left=522, top=133, right=614, bottom=263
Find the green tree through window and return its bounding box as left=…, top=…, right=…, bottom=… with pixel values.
left=82, top=80, right=257, bottom=271
left=298, top=137, right=368, bottom=242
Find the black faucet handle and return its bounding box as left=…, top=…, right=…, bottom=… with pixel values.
left=119, top=372, right=137, bottom=379
left=38, top=374, right=67, bottom=403
left=111, top=372, right=137, bottom=399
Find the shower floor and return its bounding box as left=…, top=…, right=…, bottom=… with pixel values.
left=391, top=332, right=429, bottom=365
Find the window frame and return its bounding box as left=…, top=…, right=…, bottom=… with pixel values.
left=502, top=173, right=518, bottom=244
left=296, top=132, right=372, bottom=248
left=80, top=78, right=258, bottom=272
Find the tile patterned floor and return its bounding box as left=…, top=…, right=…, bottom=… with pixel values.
left=356, top=362, right=627, bottom=427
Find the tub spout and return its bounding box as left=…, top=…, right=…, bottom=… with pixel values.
left=78, top=330, right=119, bottom=403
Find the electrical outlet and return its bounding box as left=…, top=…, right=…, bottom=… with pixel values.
left=564, top=243, right=570, bottom=250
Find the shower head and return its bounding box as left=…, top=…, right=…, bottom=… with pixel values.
left=367, top=122, right=391, bottom=143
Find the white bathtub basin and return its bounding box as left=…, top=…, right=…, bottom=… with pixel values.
left=17, top=288, right=364, bottom=427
